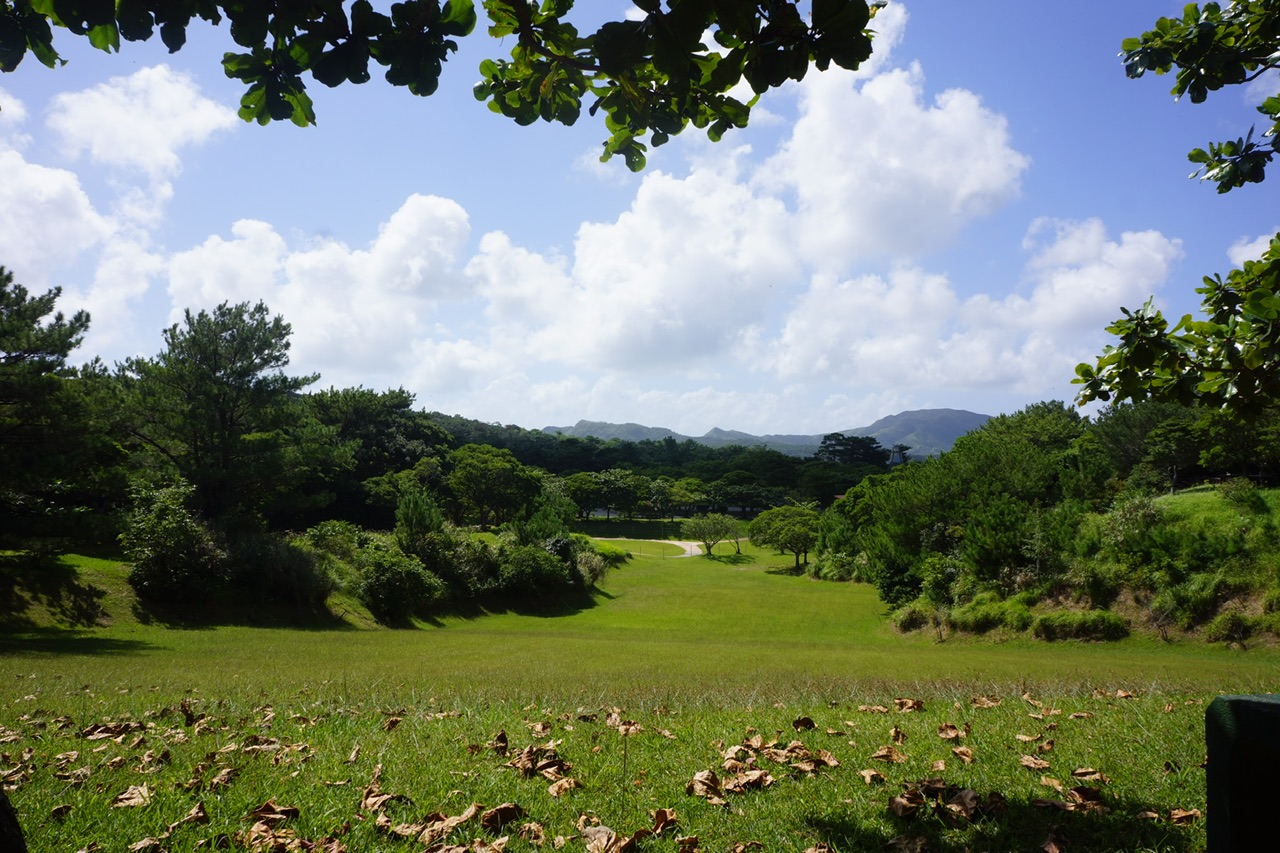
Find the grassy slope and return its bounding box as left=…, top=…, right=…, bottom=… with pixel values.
left=0, top=541, right=1274, bottom=851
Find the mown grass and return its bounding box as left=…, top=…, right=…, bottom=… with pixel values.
left=1, top=541, right=1277, bottom=850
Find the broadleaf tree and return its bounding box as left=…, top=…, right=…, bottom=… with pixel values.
left=0, top=0, right=888, bottom=169
left=1075, top=2, right=1280, bottom=417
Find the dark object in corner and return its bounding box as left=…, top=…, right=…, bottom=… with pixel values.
left=1206, top=694, right=1280, bottom=852
left=0, top=788, right=26, bottom=853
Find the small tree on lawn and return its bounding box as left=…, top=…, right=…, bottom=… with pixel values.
left=682, top=513, right=740, bottom=557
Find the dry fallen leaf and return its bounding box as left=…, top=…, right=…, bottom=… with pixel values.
left=952, top=746, right=974, bottom=765
left=548, top=778, right=583, bottom=798
left=1020, top=755, right=1051, bottom=771
left=871, top=745, right=907, bottom=764
left=111, top=785, right=152, bottom=808
left=1170, top=807, right=1201, bottom=825
left=895, top=698, right=924, bottom=713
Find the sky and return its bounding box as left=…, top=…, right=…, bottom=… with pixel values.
left=2, top=1, right=1277, bottom=436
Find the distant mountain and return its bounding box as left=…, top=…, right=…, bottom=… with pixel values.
left=542, top=408, right=990, bottom=458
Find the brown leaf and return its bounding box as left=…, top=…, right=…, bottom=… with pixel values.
left=885, top=835, right=930, bottom=852
left=51, top=803, right=72, bottom=820
left=1037, top=739, right=1055, bottom=754
left=858, top=768, right=885, bottom=785
left=686, top=770, right=726, bottom=805
left=128, top=838, right=163, bottom=852
left=937, top=723, right=964, bottom=740
left=1041, top=776, right=1064, bottom=793
left=651, top=808, right=677, bottom=834
left=111, top=785, right=152, bottom=808
left=345, top=745, right=361, bottom=764
left=952, top=746, right=974, bottom=765
left=971, top=695, right=1002, bottom=709
left=895, top=698, right=924, bottom=713
left=1041, top=827, right=1067, bottom=853
left=889, top=788, right=925, bottom=818
left=1069, top=712, right=1093, bottom=720
left=891, top=726, right=907, bottom=744
left=931, top=760, right=946, bottom=772
left=1070, top=768, right=1110, bottom=783
left=548, top=778, right=583, bottom=798
left=1020, top=755, right=1051, bottom=771
left=481, top=802, right=525, bottom=831
left=858, top=705, right=890, bottom=714
left=582, top=825, right=617, bottom=853
left=519, top=822, right=546, bottom=845
left=1170, top=807, right=1201, bottom=825
left=245, top=799, right=299, bottom=825
left=871, top=745, right=907, bottom=764
left=792, top=716, right=816, bottom=731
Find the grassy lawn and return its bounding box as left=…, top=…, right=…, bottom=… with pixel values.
left=1, top=542, right=1276, bottom=850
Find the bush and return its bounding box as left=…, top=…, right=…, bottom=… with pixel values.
left=587, top=538, right=631, bottom=567
left=495, top=545, right=577, bottom=598
left=1204, top=610, right=1253, bottom=645
left=811, top=551, right=864, bottom=582
left=1219, top=478, right=1268, bottom=514
left=1066, top=560, right=1121, bottom=609
left=890, top=599, right=937, bottom=633
left=224, top=529, right=336, bottom=608
left=300, top=520, right=369, bottom=562
left=947, top=592, right=1032, bottom=634
left=355, top=546, right=446, bottom=624
left=1149, top=572, right=1232, bottom=630
left=1031, top=610, right=1129, bottom=641
left=120, top=482, right=227, bottom=604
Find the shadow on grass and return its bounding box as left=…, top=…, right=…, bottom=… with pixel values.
left=436, top=587, right=602, bottom=622
left=0, top=552, right=107, bottom=630
left=805, top=792, right=1201, bottom=852
left=707, top=553, right=756, bottom=565
left=131, top=597, right=360, bottom=631
left=765, top=563, right=806, bottom=576
left=0, top=628, right=158, bottom=656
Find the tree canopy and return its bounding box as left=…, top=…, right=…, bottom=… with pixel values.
left=1075, top=1, right=1280, bottom=417
left=0, top=0, right=887, bottom=169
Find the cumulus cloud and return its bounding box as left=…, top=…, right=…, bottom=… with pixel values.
left=0, top=149, right=112, bottom=277
left=757, top=57, right=1029, bottom=269
left=47, top=65, right=235, bottom=180
left=763, top=219, right=1182, bottom=397
left=164, top=194, right=471, bottom=387
left=1228, top=230, right=1278, bottom=266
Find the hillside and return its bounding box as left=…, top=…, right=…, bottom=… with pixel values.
left=542, top=407, right=990, bottom=458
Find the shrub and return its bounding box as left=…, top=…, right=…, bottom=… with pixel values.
left=394, top=488, right=445, bottom=554
left=1102, top=494, right=1161, bottom=562
left=1149, top=572, right=1231, bottom=630
left=495, top=545, right=577, bottom=598
left=355, top=546, right=446, bottom=624
left=224, top=529, right=337, bottom=608
left=1065, top=560, right=1121, bottom=609
left=890, top=599, right=937, bottom=633
left=947, top=592, right=1032, bottom=634
left=1204, top=610, right=1253, bottom=645
left=120, top=482, right=227, bottom=604
left=1219, top=478, right=1268, bottom=514
left=301, top=520, right=369, bottom=562
left=811, top=551, right=864, bottom=582
left=575, top=550, right=609, bottom=587
left=1031, top=610, right=1129, bottom=641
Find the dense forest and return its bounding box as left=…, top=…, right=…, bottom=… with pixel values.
left=6, top=276, right=1280, bottom=641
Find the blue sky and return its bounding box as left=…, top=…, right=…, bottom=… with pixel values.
left=2, top=1, right=1276, bottom=435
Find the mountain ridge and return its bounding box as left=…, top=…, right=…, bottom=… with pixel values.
left=542, top=408, right=991, bottom=458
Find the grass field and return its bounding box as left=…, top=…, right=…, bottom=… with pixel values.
left=2, top=541, right=1278, bottom=850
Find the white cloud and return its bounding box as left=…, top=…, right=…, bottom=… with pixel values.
left=756, top=56, right=1029, bottom=269
left=164, top=194, right=472, bottom=386
left=762, top=218, right=1182, bottom=398
left=0, top=149, right=112, bottom=277
left=47, top=65, right=236, bottom=180
left=1228, top=230, right=1278, bottom=266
